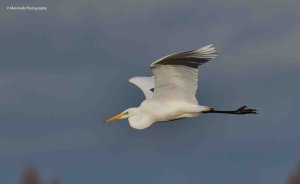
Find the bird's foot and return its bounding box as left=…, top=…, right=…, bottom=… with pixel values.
left=234, top=106, right=257, bottom=114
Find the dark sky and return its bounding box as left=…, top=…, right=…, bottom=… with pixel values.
left=0, top=0, right=300, bottom=183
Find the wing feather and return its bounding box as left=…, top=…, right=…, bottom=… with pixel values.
left=150, top=44, right=217, bottom=104
left=129, top=76, right=154, bottom=99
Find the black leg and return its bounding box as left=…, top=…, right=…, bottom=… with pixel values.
left=203, top=106, right=257, bottom=115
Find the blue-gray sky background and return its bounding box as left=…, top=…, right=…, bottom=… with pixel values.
left=0, top=0, right=300, bottom=183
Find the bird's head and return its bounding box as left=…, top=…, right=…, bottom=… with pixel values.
left=104, top=108, right=138, bottom=123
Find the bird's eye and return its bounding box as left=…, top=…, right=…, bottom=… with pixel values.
left=124, top=111, right=129, bottom=115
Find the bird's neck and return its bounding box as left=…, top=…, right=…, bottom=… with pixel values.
left=128, top=113, right=153, bottom=130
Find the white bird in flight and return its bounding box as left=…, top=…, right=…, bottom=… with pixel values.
left=105, top=44, right=257, bottom=129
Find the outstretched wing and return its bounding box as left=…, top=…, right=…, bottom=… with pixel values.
left=129, top=76, right=154, bottom=99
left=150, top=44, right=218, bottom=104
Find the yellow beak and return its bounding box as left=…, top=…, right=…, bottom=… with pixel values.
left=105, top=113, right=125, bottom=123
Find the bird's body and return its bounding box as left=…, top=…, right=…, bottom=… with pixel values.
left=128, top=99, right=210, bottom=129
left=105, top=44, right=257, bottom=129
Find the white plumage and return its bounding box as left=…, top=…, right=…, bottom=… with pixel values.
left=105, top=44, right=257, bottom=129
left=129, top=76, right=154, bottom=99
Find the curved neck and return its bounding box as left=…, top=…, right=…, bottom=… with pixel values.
left=128, top=112, right=153, bottom=130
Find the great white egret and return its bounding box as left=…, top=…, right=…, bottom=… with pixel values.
left=105, top=44, right=257, bottom=129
